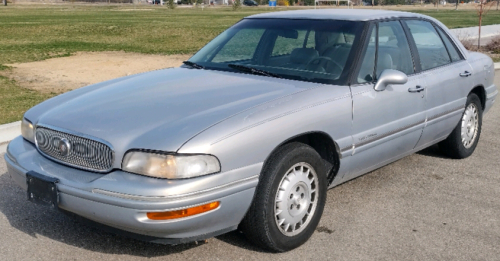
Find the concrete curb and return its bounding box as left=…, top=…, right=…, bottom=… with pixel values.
left=495, top=62, right=500, bottom=70
left=0, top=143, right=7, bottom=155
left=450, top=24, right=500, bottom=41
left=0, top=121, right=21, bottom=144
left=0, top=121, right=20, bottom=154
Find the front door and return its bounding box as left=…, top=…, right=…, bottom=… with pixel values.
left=344, top=20, right=426, bottom=180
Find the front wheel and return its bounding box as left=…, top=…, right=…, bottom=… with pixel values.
left=439, top=93, right=483, bottom=159
left=240, top=142, right=327, bottom=252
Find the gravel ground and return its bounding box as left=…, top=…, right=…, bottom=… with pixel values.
left=0, top=73, right=499, bottom=261
left=1, top=52, right=190, bottom=93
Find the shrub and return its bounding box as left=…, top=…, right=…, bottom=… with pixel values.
left=456, top=33, right=477, bottom=51
left=167, top=0, right=176, bottom=9
left=232, top=0, right=241, bottom=10
left=485, top=35, right=500, bottom=54
left=460, top=39, right=476, bottom=51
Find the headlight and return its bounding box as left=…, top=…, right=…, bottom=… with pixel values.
left=122, top=151, right=220, bottom=179
left=21, top=118, right=35, bottom=143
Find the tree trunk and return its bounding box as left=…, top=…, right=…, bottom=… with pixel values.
left=3, top=0, right=6, bottom=6
left=478, top=3, right=483, bottom=49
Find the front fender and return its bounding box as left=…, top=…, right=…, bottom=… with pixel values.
left=178, top=84, right=353, bottom=173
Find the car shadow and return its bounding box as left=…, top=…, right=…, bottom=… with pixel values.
left=415, top=144, right=451, bottom=159
left=215, top=230, right=267, bottom=252
left=0, top=171, right=259, bottom=257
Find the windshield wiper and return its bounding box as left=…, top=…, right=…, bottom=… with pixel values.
left=228, top=64, right=281, bottom=79
left=183, top=61, right=204, bottom=69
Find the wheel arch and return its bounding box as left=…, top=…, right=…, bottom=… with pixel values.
left=470, top=85, right=486, bottom=111
left=262, top=131, right=341, bottom=186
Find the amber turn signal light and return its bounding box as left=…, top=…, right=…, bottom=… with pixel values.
left=147, top=201, right=220, bottom=220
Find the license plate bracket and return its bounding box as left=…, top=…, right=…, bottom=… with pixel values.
left=26, top=171, right=59, bottom=209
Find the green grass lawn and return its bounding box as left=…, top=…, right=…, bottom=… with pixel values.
left=1, top=6, right=500, bottom=65
left=1, top=4, right=500, bottom=124
left=0, top=74, right=56, bottom=124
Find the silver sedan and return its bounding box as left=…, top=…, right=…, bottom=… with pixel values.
left=4, top=9, right=497, bottom=252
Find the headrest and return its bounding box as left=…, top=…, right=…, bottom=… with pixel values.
left=315, top=31, right=343, bottom=54
left=290, top=48, right=319, bottom=64
left=377, top=52, right=393, bottom=74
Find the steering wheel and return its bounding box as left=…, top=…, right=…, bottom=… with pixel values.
left=305, top=56, right=343, bottom=74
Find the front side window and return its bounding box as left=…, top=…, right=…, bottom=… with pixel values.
left=189, top=19, right=365, bottom=85
left=377, top=20, right=414, bottom=76
left=356, top=20, right=414, bottom=84
left=357, top=26, right=376, bottom=84
left=405, top=20, right=451, bottom=71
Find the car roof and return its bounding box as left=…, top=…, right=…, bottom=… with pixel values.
left=247, top=9, right=428, bottom=21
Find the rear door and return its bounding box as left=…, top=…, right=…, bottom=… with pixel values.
left=344, top=20, right=426, bottom=180
left=403, top=19, right=474, bottom=150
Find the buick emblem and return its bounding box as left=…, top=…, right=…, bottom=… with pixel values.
left=58, top=138, right=71, bottom=156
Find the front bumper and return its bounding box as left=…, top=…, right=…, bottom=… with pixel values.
left=484, top=84, right=498, bottom=114
left=4, top=136, right=261, bottom=242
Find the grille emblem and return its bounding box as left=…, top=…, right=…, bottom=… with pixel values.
left=36, top=126, right=114, bottom=172
left=58, top=138, right=71, bottom=157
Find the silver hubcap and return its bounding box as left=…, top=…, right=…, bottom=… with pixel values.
left=274, top=162, right=318, bottom=237
left=461, top=103, right=479, bottom=149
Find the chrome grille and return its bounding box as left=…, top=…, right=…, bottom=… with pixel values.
left=35, top=126, right=114, bottom=172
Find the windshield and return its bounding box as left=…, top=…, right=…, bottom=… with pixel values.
left=188, top=18, right=365, bottom=85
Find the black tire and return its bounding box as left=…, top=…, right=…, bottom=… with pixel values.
left=240, top=142, right=327, bottom=252
left=439, top=93, right=482, bottom=159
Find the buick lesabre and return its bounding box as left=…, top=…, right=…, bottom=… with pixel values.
left=4, top=9, right=497, bottom=252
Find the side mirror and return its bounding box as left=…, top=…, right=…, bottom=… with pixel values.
left=373, top=69, right=408, bottom=92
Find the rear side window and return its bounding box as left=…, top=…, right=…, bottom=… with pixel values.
left=436, top=27, right=462, bottom=62
left=405, top=20, right=451, bottom=71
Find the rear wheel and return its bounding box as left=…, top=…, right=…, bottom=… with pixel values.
left=240, top=142, right=327, bottom=252
left=439, top=93, right=482, bottom=159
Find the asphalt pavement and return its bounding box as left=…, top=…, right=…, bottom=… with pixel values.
left=0, top=73, right=499, bottom=260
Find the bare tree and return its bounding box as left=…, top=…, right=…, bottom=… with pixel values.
left=430, top=0, right=439, bottom=11
left=476, top=0, right=496, bottom=49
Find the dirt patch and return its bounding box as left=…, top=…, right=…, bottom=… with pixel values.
left=1, top=51, right=191, bottom=93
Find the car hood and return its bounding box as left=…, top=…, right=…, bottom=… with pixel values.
left=34, top=67, right=317, bottom=157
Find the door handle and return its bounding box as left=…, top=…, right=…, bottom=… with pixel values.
left=459, top=71, right=472, bottom=77
left=408, top=85, right=425, bottom=93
